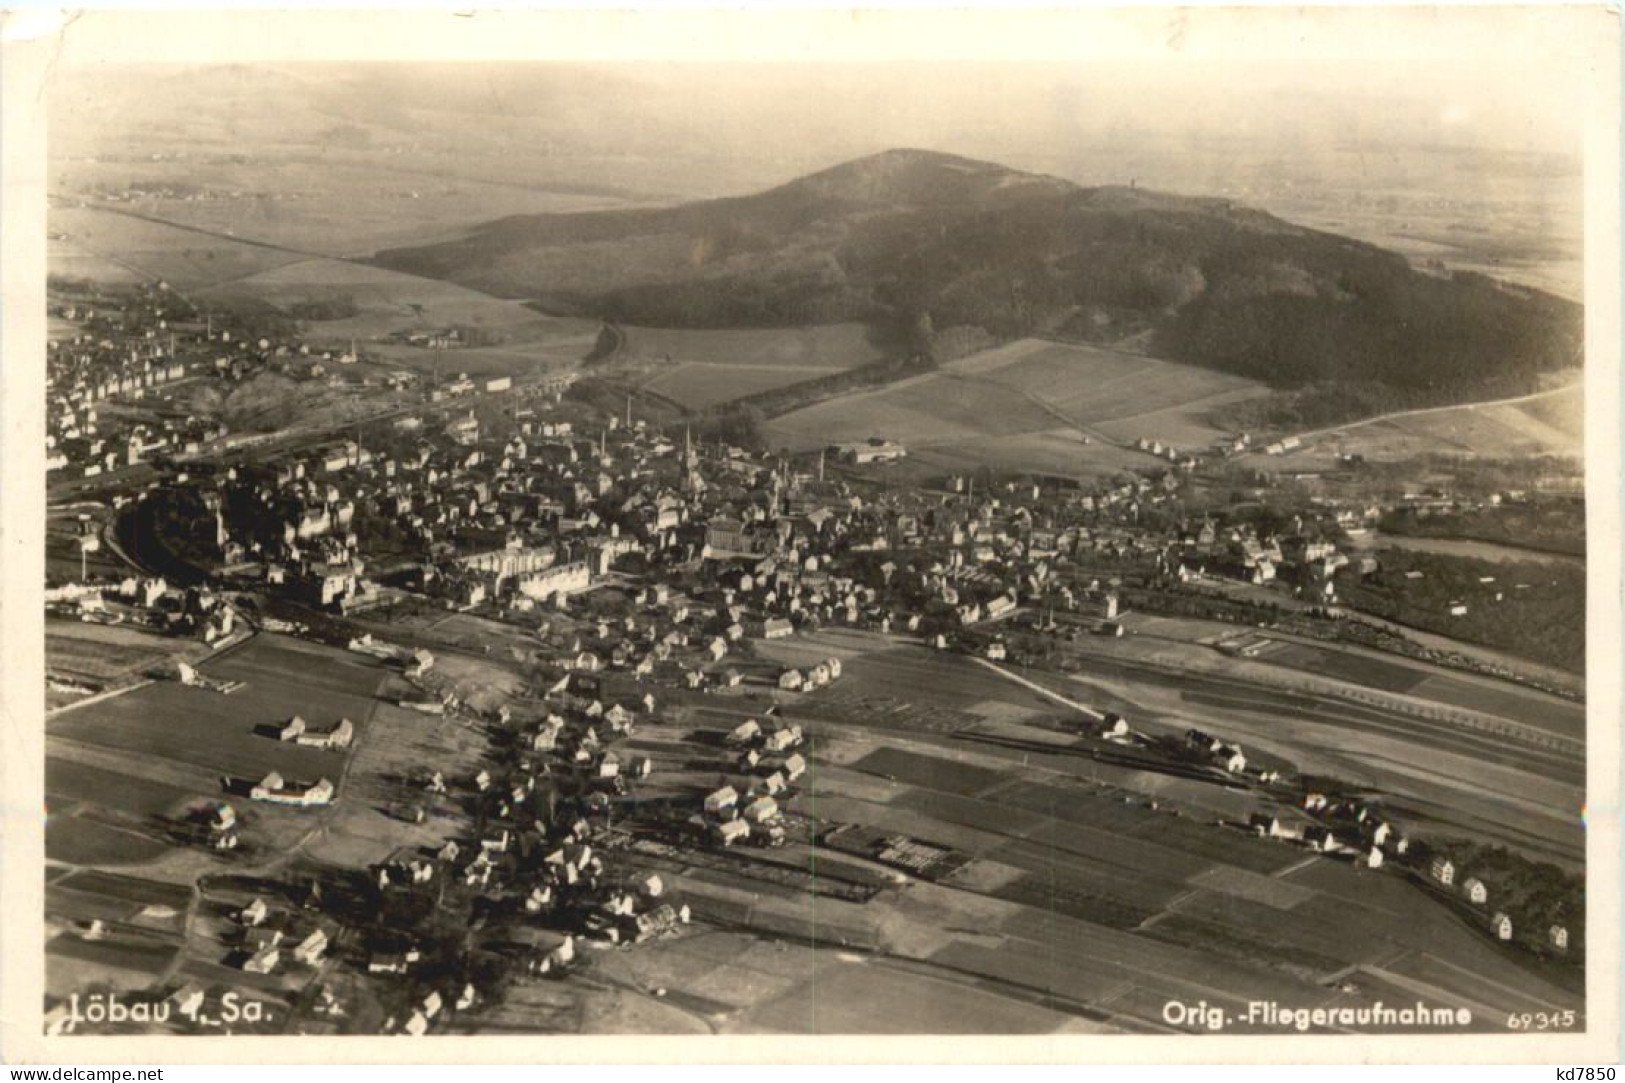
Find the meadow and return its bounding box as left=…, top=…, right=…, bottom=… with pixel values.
left=765, top=338, right=1269, bottom=475
left=642, top=363, right=844, bottom=410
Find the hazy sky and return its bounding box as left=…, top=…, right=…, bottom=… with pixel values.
left=36, top=9, right=1599, bottom=296
left=40, top=7, right=1599, bottom=176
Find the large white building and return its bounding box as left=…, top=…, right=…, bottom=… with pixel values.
left=516, top=561, right=591, bottom=603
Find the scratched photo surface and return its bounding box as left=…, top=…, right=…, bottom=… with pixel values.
left=17, top=7, right=1611, bottom=1049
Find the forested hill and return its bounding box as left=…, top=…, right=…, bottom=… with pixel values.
left=372, top=148, right=1582, bottom=401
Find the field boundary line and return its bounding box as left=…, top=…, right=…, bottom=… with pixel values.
left=1271, top=853, right=1324, bottom=880
left=968, top=657, right=1105, bottom=721
left=1280, top=380, right=1583, bottom=446
left=46, top=678, right=154, bottom=719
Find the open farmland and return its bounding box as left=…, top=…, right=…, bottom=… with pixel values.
left=781, top=624, right=1584, bottom=858
left=999, top=624, right=1585, bottom=865
left=48, top=206, right=307, bottom=290
left=596, top=630, right=1580, bottom=1032
left=48, top=237, right=147, bottom=285
left=947, top=340, right=1268, bottom=440
left=1256, top=637, right=1586, bottom=733
left=47, top=203, right=600, bottom=384
left=1273, top=382, right=1583, bottom=470
left=41, top=628, right=497, bottom=1014
left=905, top=430, right=1151, bottom=481
left=642, top=363, right=846, bottom=410
left=195, top=257, right=602, bottom=376
left=46, top=633, right=386, bottom=868
left=767, top=370, right=1054, bottom=448
left=56, top=156, right=638, bottom=258
left=765, top=338, right=1269, bottom=476
left=46, top=619, right=208, bottom=692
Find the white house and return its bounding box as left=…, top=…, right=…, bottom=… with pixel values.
left=703, top=785, right=740, bottom=816
left=250, top=772, right=335, bottom=807
left=242, top=946, right=280, bottom=975
left=715, top=819, right=750, bottom=846
left=743, top=796, right=780, bottom=824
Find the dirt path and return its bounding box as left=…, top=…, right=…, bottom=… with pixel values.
left=969, top=656, right=1105, bottom=722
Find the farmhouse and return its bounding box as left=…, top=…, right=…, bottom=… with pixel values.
left=295, top=717, right=354, bottom=751
left=250, top=771, right=335, bottom=807
left=1463, top=877, right=1489, bottom=905
left=839, top=439, right=908, bottom=465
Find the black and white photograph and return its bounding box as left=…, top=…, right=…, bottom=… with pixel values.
left=1, top=6, right=1618, bottom=1060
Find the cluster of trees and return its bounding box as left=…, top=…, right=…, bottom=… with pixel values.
left=447, top=324, right=510, bottom=348
left=1337, top=550, right=1585, bottom=673
left=203, top=296, right=300, bottom=343
left=733, top=352, right=937, bottom=419
left=1380, top=503, right=1586, bottom=558
left=284, top=296, right=362, bottom=322
left=1218, top=381, right=1452, bottom=433
left=1415, top=839, right=1584, bottom=960
left=1125, top=585, right=1284, bottom=626
left=692, top=403, right=767, bottom=451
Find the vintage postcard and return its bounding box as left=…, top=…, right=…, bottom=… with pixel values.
left=0, top=6, right=1618, bottom=1064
